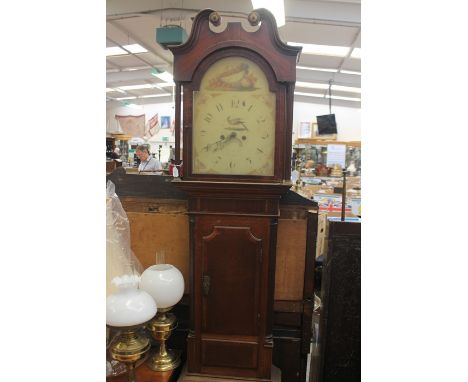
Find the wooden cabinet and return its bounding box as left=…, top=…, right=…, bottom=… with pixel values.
left=174, top=181, right=289, bottom=380
left=314, top=221, right=361, bottom=382
left=107, top=171, right=318, bottom=382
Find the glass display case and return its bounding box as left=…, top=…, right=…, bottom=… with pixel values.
left=111, top=133, right=131, bottom=165
left=291, top=140, right=361, bottom=218
left=292, top=140, right=361, bottom=176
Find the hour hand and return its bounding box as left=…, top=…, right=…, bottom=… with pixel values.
left=202, top=132, right=242, bottom=152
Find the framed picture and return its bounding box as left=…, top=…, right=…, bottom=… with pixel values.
left=298, top=121, right=312, bottom=139
left=311, top=122, right=337, bottom=140
left=160, top=115, right=171, bottom=129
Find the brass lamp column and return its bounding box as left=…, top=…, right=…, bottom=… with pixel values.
left=146, top=307, right=181, bottom=371
left=140, top=264, right=185, bottom=372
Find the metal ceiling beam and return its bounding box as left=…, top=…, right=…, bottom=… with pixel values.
left=107, top=19, right=172, bottom=67
left=107, top=68, right=158, bottom=83
left=106, top=0, right=360, bottom=26
left=334, top=29, right=361, bottom=77
left=293, top=94, right=361, bottom=109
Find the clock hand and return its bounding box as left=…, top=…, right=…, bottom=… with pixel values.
left=225, top=132, right=243, bottom=147
left=202, top=132, right=243, bottom=152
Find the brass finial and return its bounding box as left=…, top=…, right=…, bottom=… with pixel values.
left=209, top=11, right=221, bottom=26
left=248, top=11, right=260, bottom=26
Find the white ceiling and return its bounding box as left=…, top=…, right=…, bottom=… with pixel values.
left=106, top=0, right=361, bottom=109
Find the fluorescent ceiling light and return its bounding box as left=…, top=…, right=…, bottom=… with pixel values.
left=332, top=85, right=361, bottom=94
left=116, top=96, right=137, bottom=100
left=251, top=1, right=285, bottom=27
left=294, top=92, right=324, bottom=98
left=106, top=44, right=148, bottom=56
left=106, top=88, right=127, bottom=94
left=326, top=95, right=361, bottom=102
left=106, top=46, right=126, bottom=56
left=296, top=81, right=329, bottom=90
left=125, top=103, right=143, bottom=109
left=296, top=81, right=360, bottom=94
left=288, top=42, right=350, bottom=57
left=156, top=82, right=175, bottom=87
left=118, top=84, right=153, bottom=91
left=350, top=48, right=361, bottom=59
left=340, top=69, right=361, bottom=75
left=296, top=66, right=337, bottom=73
left=140, top=94, right=171, bottom=98
left=125, top=44, right=148, bottom=54
left=122, top=66, right=151, bottom=72
left=151, top=69, right=174, bottom=83
left=294, top=92, right=360, bottom=102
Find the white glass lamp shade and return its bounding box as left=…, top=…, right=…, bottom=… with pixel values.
left=106, top=285, right=157, bottom=327
left=140, top=264, right=185, bottom=309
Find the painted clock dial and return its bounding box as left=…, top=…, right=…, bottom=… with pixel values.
left=192, top=56, right=276, bottom=176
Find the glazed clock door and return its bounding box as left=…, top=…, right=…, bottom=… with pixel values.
left=192, top=56, right=276, bottom=176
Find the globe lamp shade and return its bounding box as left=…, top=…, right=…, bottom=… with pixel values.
left=106, top=286, right=157, bottom=327
left=140, top=264, right=185, bottom=308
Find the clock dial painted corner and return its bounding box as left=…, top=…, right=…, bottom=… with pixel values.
left=193, top=57, right=276, bottom=176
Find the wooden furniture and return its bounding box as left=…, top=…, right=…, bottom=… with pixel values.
left=107, top=170, right=318, bottom=382
left=311, top=220, right=361, bottom=382
left=295, top=139, right=361, bottom=147
left=166, top=8, right=302, bottom=381
left=106, top=363, right=175, bottom=382
left=106, top=160, right=117, bottom=173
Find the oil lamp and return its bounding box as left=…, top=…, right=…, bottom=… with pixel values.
left=140, top=264, right=185, bottom=371
left=106, top=276, right=157, bottom=382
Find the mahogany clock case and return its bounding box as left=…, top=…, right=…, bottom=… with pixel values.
left=168, top=8, right=301, bottom=184
left=166, top=9, right=302, bottom=381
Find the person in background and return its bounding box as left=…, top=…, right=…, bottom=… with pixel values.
left=135, top=144, right=162, bottom=174
left=110, top=147, right=121, bottom=160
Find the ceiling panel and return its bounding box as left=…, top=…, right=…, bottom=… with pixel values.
left=106, top=53, right=160, bottom=67
left=298, top=54, right=344, bottom=68
left=279, top=23, right=359, bottom=46
left=340, top=58, right=361, bottom=72
left=106, top=0, right=361, bottom=109
left=108, top=16, right=177, bottom=65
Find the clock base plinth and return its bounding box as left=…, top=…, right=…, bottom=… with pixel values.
left=177, top=364, right=281, bottom=382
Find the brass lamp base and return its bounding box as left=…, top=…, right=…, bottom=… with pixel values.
left=148, top=348, right=181, bottom=371
left=108, top=324, right=151, bottom=382
left=146, top=307, right=181, bottom=371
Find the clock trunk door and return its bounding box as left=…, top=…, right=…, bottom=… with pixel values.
left=200, top=221, right=264, bottom=371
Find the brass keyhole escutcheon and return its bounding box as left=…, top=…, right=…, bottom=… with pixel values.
left=202, top=275, right=211, bottom=296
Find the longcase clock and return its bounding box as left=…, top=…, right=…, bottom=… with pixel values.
left=169, top=9, right=301, bottom=381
